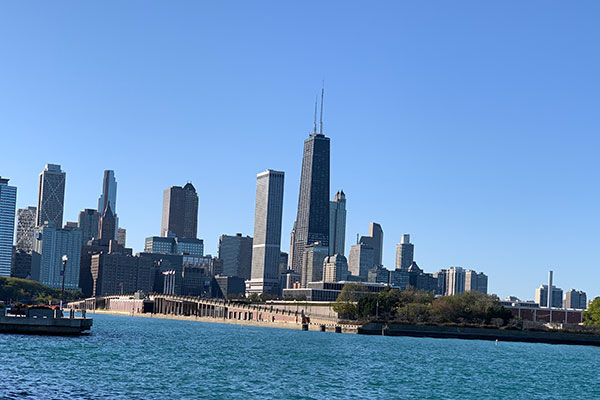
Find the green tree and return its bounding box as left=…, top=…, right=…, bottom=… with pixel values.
left=333, top=283, right=368, bottom=319
left=583, top=297, right=600, bottom=326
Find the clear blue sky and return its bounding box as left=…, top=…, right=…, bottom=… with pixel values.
left=1, top=1, right=599, bottom=301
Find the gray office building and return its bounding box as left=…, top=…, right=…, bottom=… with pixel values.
left=0, top=177, right=17, bottom=277
left=348, top=242, right=375, bottom=281
left=218, top=233, right=253, bottom=280
left=16, top=206, right=36, bottom=252
left=161, top=183, right=199, bottom=239
left=32, top=222, right=82, bottom=290
left=247, top=170, right=285, bottom=295
left=36, top=164, right=66, bottom=228
left=395, top=234, right=414, bottom=271
left=78, top=209, right=100, bottom=245
left=97, top=170, right=118, bottom=239
left=117, top=228, right=126, bottom=246
left=290, top=103, right=330, bottom=275
left=445, top=267, right=466, bottom=296
left=329, top=190, right=346, bottom=256
left=564, top=289, right=587, bottom=310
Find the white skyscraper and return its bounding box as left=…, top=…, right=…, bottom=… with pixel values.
left=0, top=177, right=17, bottom=277
left=395, top=234, right=414, bottom=271
left=247, top=170, right=285, bottom=295
left=329, top=190, right=346, bottom=256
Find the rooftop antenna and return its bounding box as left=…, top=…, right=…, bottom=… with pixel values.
left=313, top=96, right=318, bottom=134
left=319, top=82, right=324, bottom=134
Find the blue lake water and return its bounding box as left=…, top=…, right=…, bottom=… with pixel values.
left=1, top=313, right=599, bottom=399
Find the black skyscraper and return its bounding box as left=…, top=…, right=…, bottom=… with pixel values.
left=290, top=91, right=330, bottom=274
left=161, top=183, right=199, bottom=239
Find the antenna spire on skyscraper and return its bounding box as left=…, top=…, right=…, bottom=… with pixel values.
left=319, top=82, right=324, bottom=134
left=313, top=96, right=318, bottom=134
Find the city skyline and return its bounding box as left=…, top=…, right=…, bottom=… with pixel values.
left=2, top=2, right=599, bottom=301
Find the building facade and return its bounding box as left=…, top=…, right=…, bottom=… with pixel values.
left=359, top=223, right=383, bottom=266
left=445, top=267, right=466, bottom=296
left=218, top=233, right=253, bottom=280
left=0, top=177, right=17, bottom=277
left=395, top=234, right=414, bottom=271
left=161, top=183, right=199, bottom=239
left=16, top=206, right=37, bottom=252
left=328, top=190, right=346, bottom=256
left=36, top=164, right=66, bottom=228
left=117, top=228, right=126, bottom=246
left=32, top=222, right=82, bottom=290
left=247, top=170, right=285, bottom=295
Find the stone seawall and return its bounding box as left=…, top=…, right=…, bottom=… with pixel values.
left=359, top=322, right=600, bottom=346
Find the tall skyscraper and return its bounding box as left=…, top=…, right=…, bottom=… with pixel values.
left=0, top=177, right=17, bottom=277
left=32, top=222, right=82, bottom=290
left=36, top=164, right=66, bottom=227
left=535, top=284, right=563, bottom=308
left=328, top=190, right=346, bottom=256
left=78, top=209, right=100, bottom=245
left=218, top=233, right=253, bottom=280
left=16, top=206, right=37, bottom=252
left=161, top=183, right=199, bottom=239
left=98, top=170, right=117, bottom=215
left=291, top=90, right=330, bottom=275
left=395, top=234, right=414, bottom=271
left=247, top=170, right=285, bottom=295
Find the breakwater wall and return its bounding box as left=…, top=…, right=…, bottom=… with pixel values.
left=359, top=322, right=600, bottom=346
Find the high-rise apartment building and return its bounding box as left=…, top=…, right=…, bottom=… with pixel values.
left=0, top=177, right=17, bottom=277
left=78, top=209, right=100, bottom=245
left=247, top=170, right=285, bottom=295
left=322, top=254, right=348, bottom=282
left=347, top=242, right=375, bottom=281
left=329, top=190, right=346, bottom=256
left=161, top=183, right=199, bottom=239
left=535, top=284, right=563, bottom=308
left=36, top=164, right=66, bottom=227
left=395, top=234, right=414, bottom=271
left=465, top=270, right=488, bottom=294
left=445, top=267, right=466, bottom=296
left=564, top=289, right=587, bottom=310
left=218, top=233, right=253, bottom=280
left=16, top=206, right=36, bottom=252
left=290, top=97, right=330, bottom=275
left=32, top=222, right=82, bottom=290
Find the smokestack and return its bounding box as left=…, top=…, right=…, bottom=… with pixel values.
left=547, top=270, right=553, bottom=309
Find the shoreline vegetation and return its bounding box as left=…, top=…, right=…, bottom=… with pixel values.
left=2, top=277, right=600, bottom=345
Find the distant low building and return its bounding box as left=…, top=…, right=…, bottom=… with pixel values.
left=212, top=275, right=246, bottom=299
left=283, top=281, right=388, bottom=302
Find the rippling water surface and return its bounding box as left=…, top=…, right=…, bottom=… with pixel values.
left=1, top=313, right=599, bottom=399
